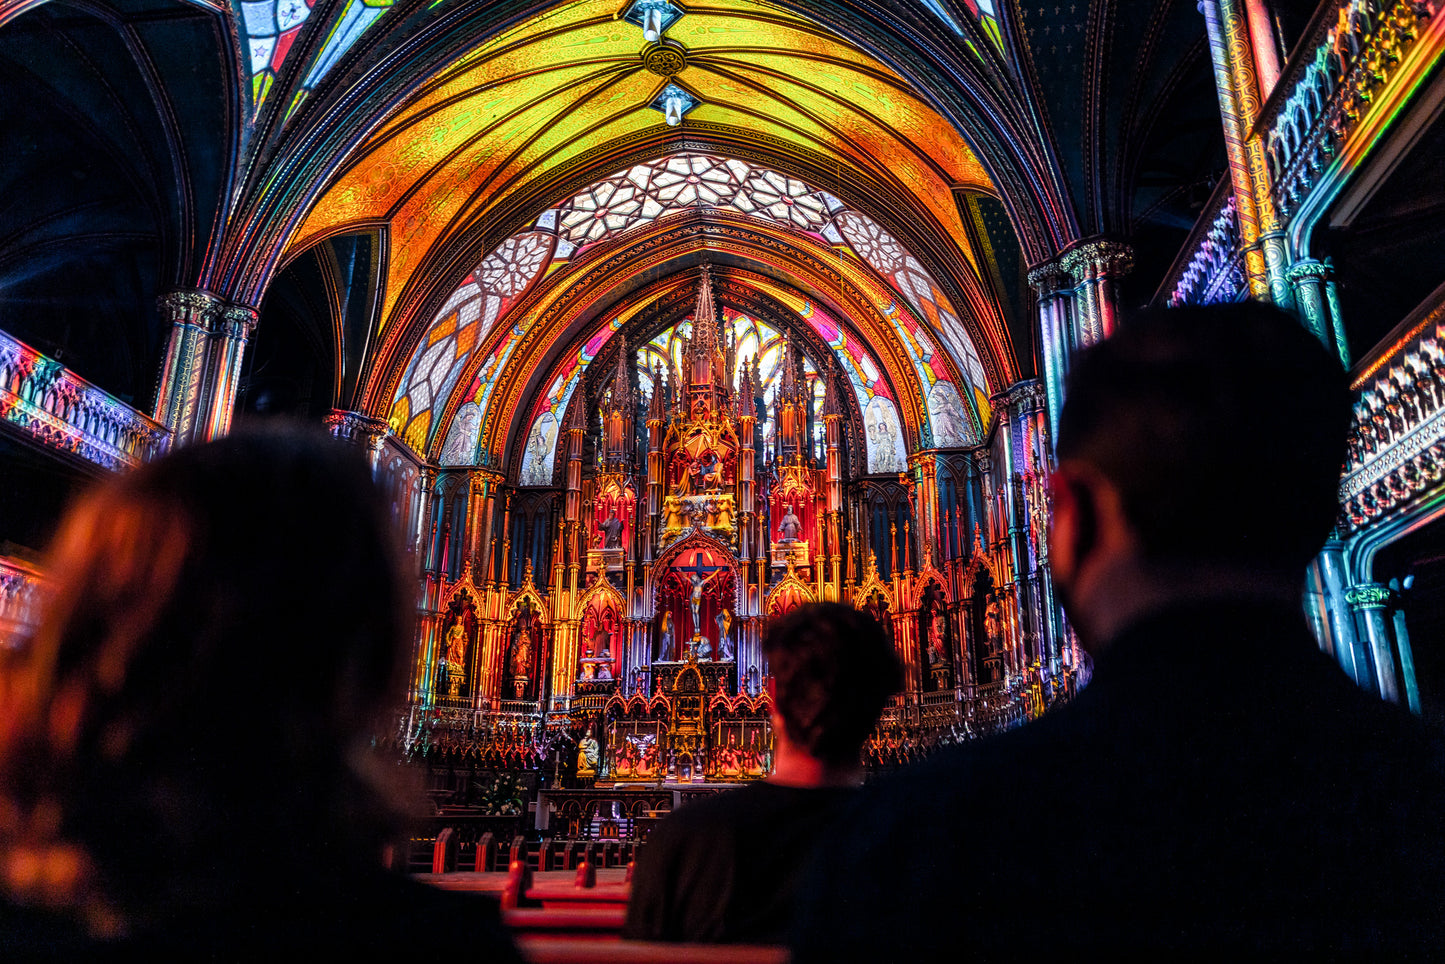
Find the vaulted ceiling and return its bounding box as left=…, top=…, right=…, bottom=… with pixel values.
left=0, top=0, right=1232, bottom=464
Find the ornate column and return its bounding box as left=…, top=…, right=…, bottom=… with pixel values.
left=822, top=382, right=843, bottom=599
left=1027, top=260, right=1072, bottom=442
left=468, top=469, right=505, bottom=580
left=1288, top=258, right=1352, bottom=368
left=154, top=290, right=259, bottom=445
left=1312, top=540, right=1372, bottom=688
left=1197, top=0, right=1293, bottom=309
left=1060, top=240, right=1133, bottom=346
left=154, top=290, right=222, bottom=444
left=1345, top=582, right=1400, bottom=703
left=204, top=304, right=258, bottom=441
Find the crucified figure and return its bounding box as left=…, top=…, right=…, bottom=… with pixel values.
left=689, top=568, right=725, bottom=636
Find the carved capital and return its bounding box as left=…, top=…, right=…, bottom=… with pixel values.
left=157, top=289, right=224, bottom=330
left=1060, top=240, right=1134, bottom=281
left=1286, top=258, right=1331, bottom=283
left=217, top=304, right=259, bottom=341
left=1026, top=259, right=1070, bottom=294
left=1344, top=583, right=1391, bottom=610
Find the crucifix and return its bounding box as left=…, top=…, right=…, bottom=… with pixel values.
left=674, top=550, right=727, bottom=649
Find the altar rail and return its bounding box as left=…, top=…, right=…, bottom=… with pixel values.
left=0, top=555, right=43, bottom=649
left=0, top=328, right=168, bottom=469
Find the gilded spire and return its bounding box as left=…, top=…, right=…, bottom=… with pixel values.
left=611, top=336, right=631, bottom=407
left=692, top=263, right=720, bottom=353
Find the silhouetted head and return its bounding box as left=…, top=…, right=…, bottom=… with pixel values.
left=1056, top=303, right=1351, bottom=571
left=1051, top=303, right=1352, bottom=644
left=762, top=602, right=901, bottom=768
left=0, top=424, right=411, bottom=927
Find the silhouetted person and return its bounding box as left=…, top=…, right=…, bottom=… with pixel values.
left=624, top=602, right=900, bottom=943
left=792, top=304, right=1445, bottom=958
left=0, top=426, right=522, bottom=961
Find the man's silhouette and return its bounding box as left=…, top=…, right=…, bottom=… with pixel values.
left=792, top=304, right=1445, bottom=958
left=624, top=602, right=899, bottom=943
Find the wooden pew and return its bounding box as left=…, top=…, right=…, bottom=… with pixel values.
left=515, top=938, right=788, bottom=963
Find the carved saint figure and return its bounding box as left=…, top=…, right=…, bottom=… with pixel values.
left=778, top=504, right=802, bottom=543
left=599, top=510, right=624, bottom=549
left=510, top=621, right=533, bottom=678
left=927, top=611, right=947, bottom=665
left=690, top=451, right=724, bottom=492
left=984, top=597, right=1003, bottom=653
left=715, top=608, right=734, bottom=661
left=656, top=612, right=674, bottom=662
left=444, top=618, right=468, bottom=666
left=577, top=735, right=600, bottom=775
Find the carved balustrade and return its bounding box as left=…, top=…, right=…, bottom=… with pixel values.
left=1340, top=312, right=1445, bottom=531
left=1165, top=188, right=1247, bottom=307
left=1259, top=0, right=1438, bottom=219
left=0, top=329, right=169, bottom=470
left=0, top=556, right=43, bottom=649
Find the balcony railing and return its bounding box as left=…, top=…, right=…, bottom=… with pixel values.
left=1340, top=301, right=1445, bottom=531
left=1259, top=0, right=1439, bottom=221
left=0, top=328, right=169, bottom=470
left=0, top=556, right=43, bottom=649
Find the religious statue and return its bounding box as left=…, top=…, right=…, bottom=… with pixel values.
left=576, top=735, right=600, bottom=778
left=984, top=597, right=1003, bottom=653
left=599, top=510, right=624, bottom=549
left=778, top=504, right=801, bottom=543
left=656, top=612, right=674, bottom=662
left=510, top=621, right=533, bottom=678
left=689, top=568, right=724, bottom=634
left=715, top=608, right=733, bottom=661
left=701, top=452, right=724, bottom=489
left=927, top=611, right=947, bottom=665
left=444, top=618, right=467, bottom=666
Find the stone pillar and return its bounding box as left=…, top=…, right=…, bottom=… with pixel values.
left=1287, top=258, right=1351, bottom=367
left=1313, top=541, right=1372, bottom=688
left=204, top=304, right=258, bottom=441
left=1027, top=260, right=1072, bottom=442
left=155, top=290, right=259, bottom=446
left=1060, top=240, right=1133, bottom=346
left=154, top=290, right=222, bottom=444
left=1346, top=582, right=1399, bottom=703
left=1198, top=0, right=1293, bottom=310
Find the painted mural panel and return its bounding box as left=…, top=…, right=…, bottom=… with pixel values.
left=519, top=411, right=559, bottom=486
left=928, top=381, right=973, bottom=448
left=439, top=401, right=481, bottom=465
left=866, top=396, right=908, bottom=473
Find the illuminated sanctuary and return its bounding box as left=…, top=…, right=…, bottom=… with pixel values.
left=3, top=0, right=1445, bottom=803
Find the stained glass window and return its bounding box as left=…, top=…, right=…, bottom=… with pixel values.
left=515, top=318, right=623, bottom=483
left=390, top=231, right=553, bottom=453
left=412, top=151, right=989, bottom=462
left=300, top=0, right=395, bottom=93
left=240, top=0, right=315, bottom=109
left=534, top=154, right=985, bottom=427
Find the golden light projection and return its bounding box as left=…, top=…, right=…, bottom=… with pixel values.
left=292, top=0, right=994, bottom=332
